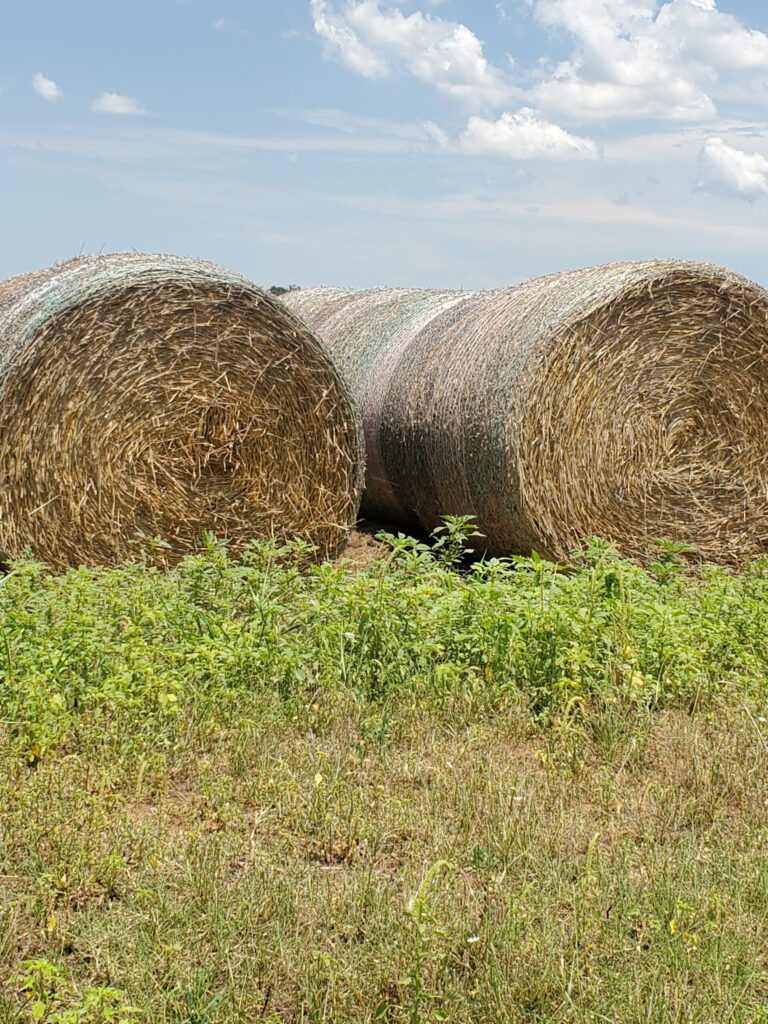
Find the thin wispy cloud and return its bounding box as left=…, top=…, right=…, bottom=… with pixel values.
left=0, top=121, right=451, bottom=165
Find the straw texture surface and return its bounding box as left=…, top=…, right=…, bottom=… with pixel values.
left=0, top=253, right=363, bottom=567
left=285, top=261, right=768, bottom=564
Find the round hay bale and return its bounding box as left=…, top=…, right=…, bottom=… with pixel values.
left=0, top=254, right=363, bottom=567
left=284, top=261, right=768, bottom=564
left=284, top=287, right=468, bottom=523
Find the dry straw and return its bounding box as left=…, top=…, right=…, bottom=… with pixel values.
left=285, top=261, right=768, bottom=564
left=0, top=253, right=363, bottom=568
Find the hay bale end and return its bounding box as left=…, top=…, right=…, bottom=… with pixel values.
left=0, top=253, right=363, bottom=567
left=285, top=261, right=768, bottom=564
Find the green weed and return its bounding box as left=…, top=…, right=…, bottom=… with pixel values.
left=0, top=526, right=766, bottom=1021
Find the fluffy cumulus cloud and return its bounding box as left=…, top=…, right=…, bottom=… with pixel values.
left=530, top=0, right=768, bottom=121
left=308, top=0, right=768, bottom=128
left=655, top=0, right=768, bottom=72
left=32, top=73, right=63, bottom=101
left=698, top=137, right=768, bottom=199
left=91, top=92, right=147, bottom=115
left=310, top=0, right=509, bottom=109
left=461, top=108, right=599, bottom=160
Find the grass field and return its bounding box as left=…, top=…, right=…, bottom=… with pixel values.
left=1, top=523, right=767, bottom=1022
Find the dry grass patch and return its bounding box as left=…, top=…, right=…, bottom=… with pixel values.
left=0, top=533, right=767, bottom=1021
left=2, top=706, right=767, bottom=1023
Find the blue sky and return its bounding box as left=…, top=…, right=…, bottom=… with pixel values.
left=2, top=0, right=768, bottom=288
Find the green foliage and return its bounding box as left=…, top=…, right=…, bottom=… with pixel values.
left=267, top=285, right=300, bottom=296
left=0, top=526, right=767, bottom=765
left=1, top=525, right=767, bottom=1022
left=395, top=861, right=457, bottom=1023
left=11, top=959, right=136, bottom=1023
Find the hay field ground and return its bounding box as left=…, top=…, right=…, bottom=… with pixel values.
left=1, top=522, right=767, bottom=1023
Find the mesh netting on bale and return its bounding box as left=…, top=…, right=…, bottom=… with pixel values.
left=284, top=261, right=768, bottom=565
left=0, top=253, right=363, bottom=568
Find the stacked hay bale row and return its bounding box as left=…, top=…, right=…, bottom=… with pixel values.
left=0, top=254, right=364, bottom=567
left=285, top=262, right=768, bottom=565
left=3, top=252, right=767, bottom=569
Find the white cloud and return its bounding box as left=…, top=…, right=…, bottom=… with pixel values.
left=461, top=108, right=599, bottom=160
left=32, top=73, right=63, bottom=102
left=309, top=0, right=509, bottom=109
left=307, top=1, right=768, bottom=126
left=530, top=0, right=768, bottom=121
left=655, top=0, right=768, bottom=71
left=92, top=92, right=147, bottom=115
left=421, top=119, right=450, bottom=148
left=698, top=137, right=768, bottom=199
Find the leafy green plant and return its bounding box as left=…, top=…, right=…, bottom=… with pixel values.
left=389, top=861, right=456, bottom=1024
left=1, top=524, right=768, bottom=1021
left=0, top=522, right=767, bottom=763
left=11, top=960, right=137, bottom=1023
left=429, top=515, right=484, bottom=567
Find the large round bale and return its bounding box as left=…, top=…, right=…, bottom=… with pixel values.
left=284, top=262, right=768, bottom=564
left=284, top=287, right=470, bottom=523
left=0, top=254, right=363, bottom=567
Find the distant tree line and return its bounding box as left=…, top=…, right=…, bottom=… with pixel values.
left=268, top=285, right=301, bottom=296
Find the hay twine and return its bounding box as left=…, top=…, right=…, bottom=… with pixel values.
left=285, top=261, right=768, bottom=565
left=0, top=253, right=363, bottom=568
